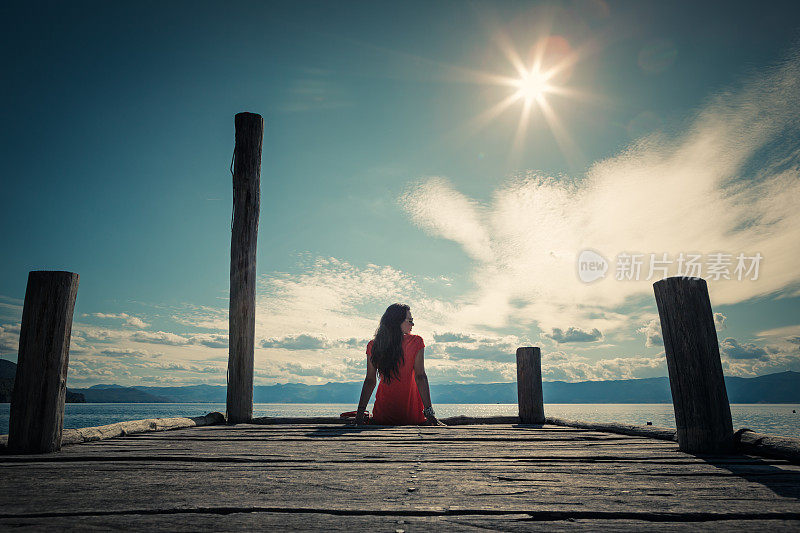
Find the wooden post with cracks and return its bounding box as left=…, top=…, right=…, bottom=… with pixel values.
left=226, top=112, right=263, bottom=424
left=653, top=276, right=734, bottom=453
left=9, top=271, right=79, bottom=453
left=516, top=346, right=545, bottom=424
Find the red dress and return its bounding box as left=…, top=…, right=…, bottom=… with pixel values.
left=366, top=334, right=426, bottom=425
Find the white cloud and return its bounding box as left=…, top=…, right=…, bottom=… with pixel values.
left=433, top=332, right=480, bottom=343
left=637, top=319, right=663, bottom=348
left=190, top=333, right=228, bottom=349
left=542, top=352, right=667, bottom=382
left=0, top=295, right=23, bottom=318
left=422, top=351, right=668, bottom=383
left=756, top=324, right=800, bottom=338
left=400, top=178, right=494, bottom=263
left=130, top=330, right=191, bottom=346
left=96, top=348, right=164, bottom=359
left=714, top=312, right=727, bottom=331
left=0, top=323, right=20, bottom=353
left=543, top=327, right=603, bottom=343
left=253, top=256, right=436, bottom=341
left=72, top=325, right=127, bottom=344
left=719, top=337, right=768, bottom=360
left=261, top=333, right=332, bottom=350
left=90, top=312, right=150, bottom=328
left=170, top=305, right=228, bottom=330
left=424, top=357, right=516, bottom=383
left=398, top=49, right=800, bottom=333
left=439, top=340, right=519, bottom=363
left=721, top=339, right=800, bottom=377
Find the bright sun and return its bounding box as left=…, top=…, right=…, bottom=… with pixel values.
left=456, top=32, right=588, bottom=164
left=513, top=69, right=551, bottom=103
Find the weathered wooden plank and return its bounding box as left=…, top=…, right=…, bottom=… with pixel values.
left=4, top=430, right=798, bottom=505
left=2, top=423, right=799, bottom=531
left=2, top=514, right=800, bottom=532
left=6, top=457, right=797, bottom=476
left=4, top=441, right=698, bottom=463
left=1, top=464, right=799, bottom=518
left=4, top=459, right=798, bottom=488
left=251, top=415, right=522, bottom=425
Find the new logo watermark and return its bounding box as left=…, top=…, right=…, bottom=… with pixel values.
left=577, top=250, right=762, bottom=283
left=577, top=250, right=609, bottom=283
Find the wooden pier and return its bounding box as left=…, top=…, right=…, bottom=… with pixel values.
left=4, top=113, right=799, bottom=529
left=2, top=420, right=800, bottom=530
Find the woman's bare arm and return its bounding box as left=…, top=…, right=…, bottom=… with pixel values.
left=355, top=354, right=378, bottom=424
left=413, top=347, right=432, bottom=407
left=414, top=346, right=445, bottom=425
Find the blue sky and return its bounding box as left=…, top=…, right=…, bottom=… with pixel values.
left=1, top=0, right=799, bottom=386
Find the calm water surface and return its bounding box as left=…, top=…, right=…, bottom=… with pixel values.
left=1, top=403, right=799, bottom=438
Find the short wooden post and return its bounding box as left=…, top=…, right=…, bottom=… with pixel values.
left=653, top=277, right=734, bottom=453
left=226, top=112, right=263, bottom=424
left=516, top=346, right=544, bottom=424
left=8, top=271, right=80, bottom=453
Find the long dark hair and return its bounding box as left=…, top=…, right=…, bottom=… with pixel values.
left=371, top=303, right=410, bottom=384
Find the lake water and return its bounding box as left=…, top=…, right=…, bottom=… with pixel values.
left=1, top=403, right=799, bottom=439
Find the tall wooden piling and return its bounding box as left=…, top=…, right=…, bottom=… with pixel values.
left=653, top=276, right=734, bottom=453
left=8, top=271, right=79, bottom=453
left=227, top=112, right=263, bottom=424
left=516, top=346, right=544, bottom=424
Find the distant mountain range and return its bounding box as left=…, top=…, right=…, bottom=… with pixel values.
left=0, top=359, right=85, bottom=403
left=58, top=370, right=800, bottom=404
left=1, top=359, right=798, bottom=404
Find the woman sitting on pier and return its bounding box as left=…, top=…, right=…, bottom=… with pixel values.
left=354, top=303, right=444, bottom=426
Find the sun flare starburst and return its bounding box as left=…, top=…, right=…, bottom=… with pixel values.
left=513, top=68, right=552, bottom=104
left=452, top=32, right=590, bottom=166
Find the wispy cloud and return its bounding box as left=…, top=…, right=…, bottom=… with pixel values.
left=543, top=327, right=603, bottom=343
left=170, top=305, right=227, bottom=330
left=441, top=339, right=519, bottom=363
left=261, top=333, right=332, bottom=350
left=0, top=323, right=20, bottom=354
left=714, top=313, right=727, bottom=331
left=400, top=178, right=493, bottom=263
left=542, top=352, right=667, bottom=382
left=433, top=332, right=480, bottom=343
left=275, top=67, right=353, bottom=113
left=88, top=312, right=150, bottom=328
left=191, top=333, right=228, bottom=349
left=720, top=337, right=767, bottom=360
left=637, top=319, right=663, bottom=348
left=0, top=295, right=23, bottom=317
left=130, top=330, right=191, bottom=346
left=755, top=324, right=800, bottom=338
left=96, top=347, right=163, bottom=359
left=721, top=336, right=800, bottom=377
left=398, top=48, right=800, bottom=335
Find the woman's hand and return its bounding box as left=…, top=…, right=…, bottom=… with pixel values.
left=354, top=411, right=369, bottom=425
left=423, top=415, right=446, bottom=427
